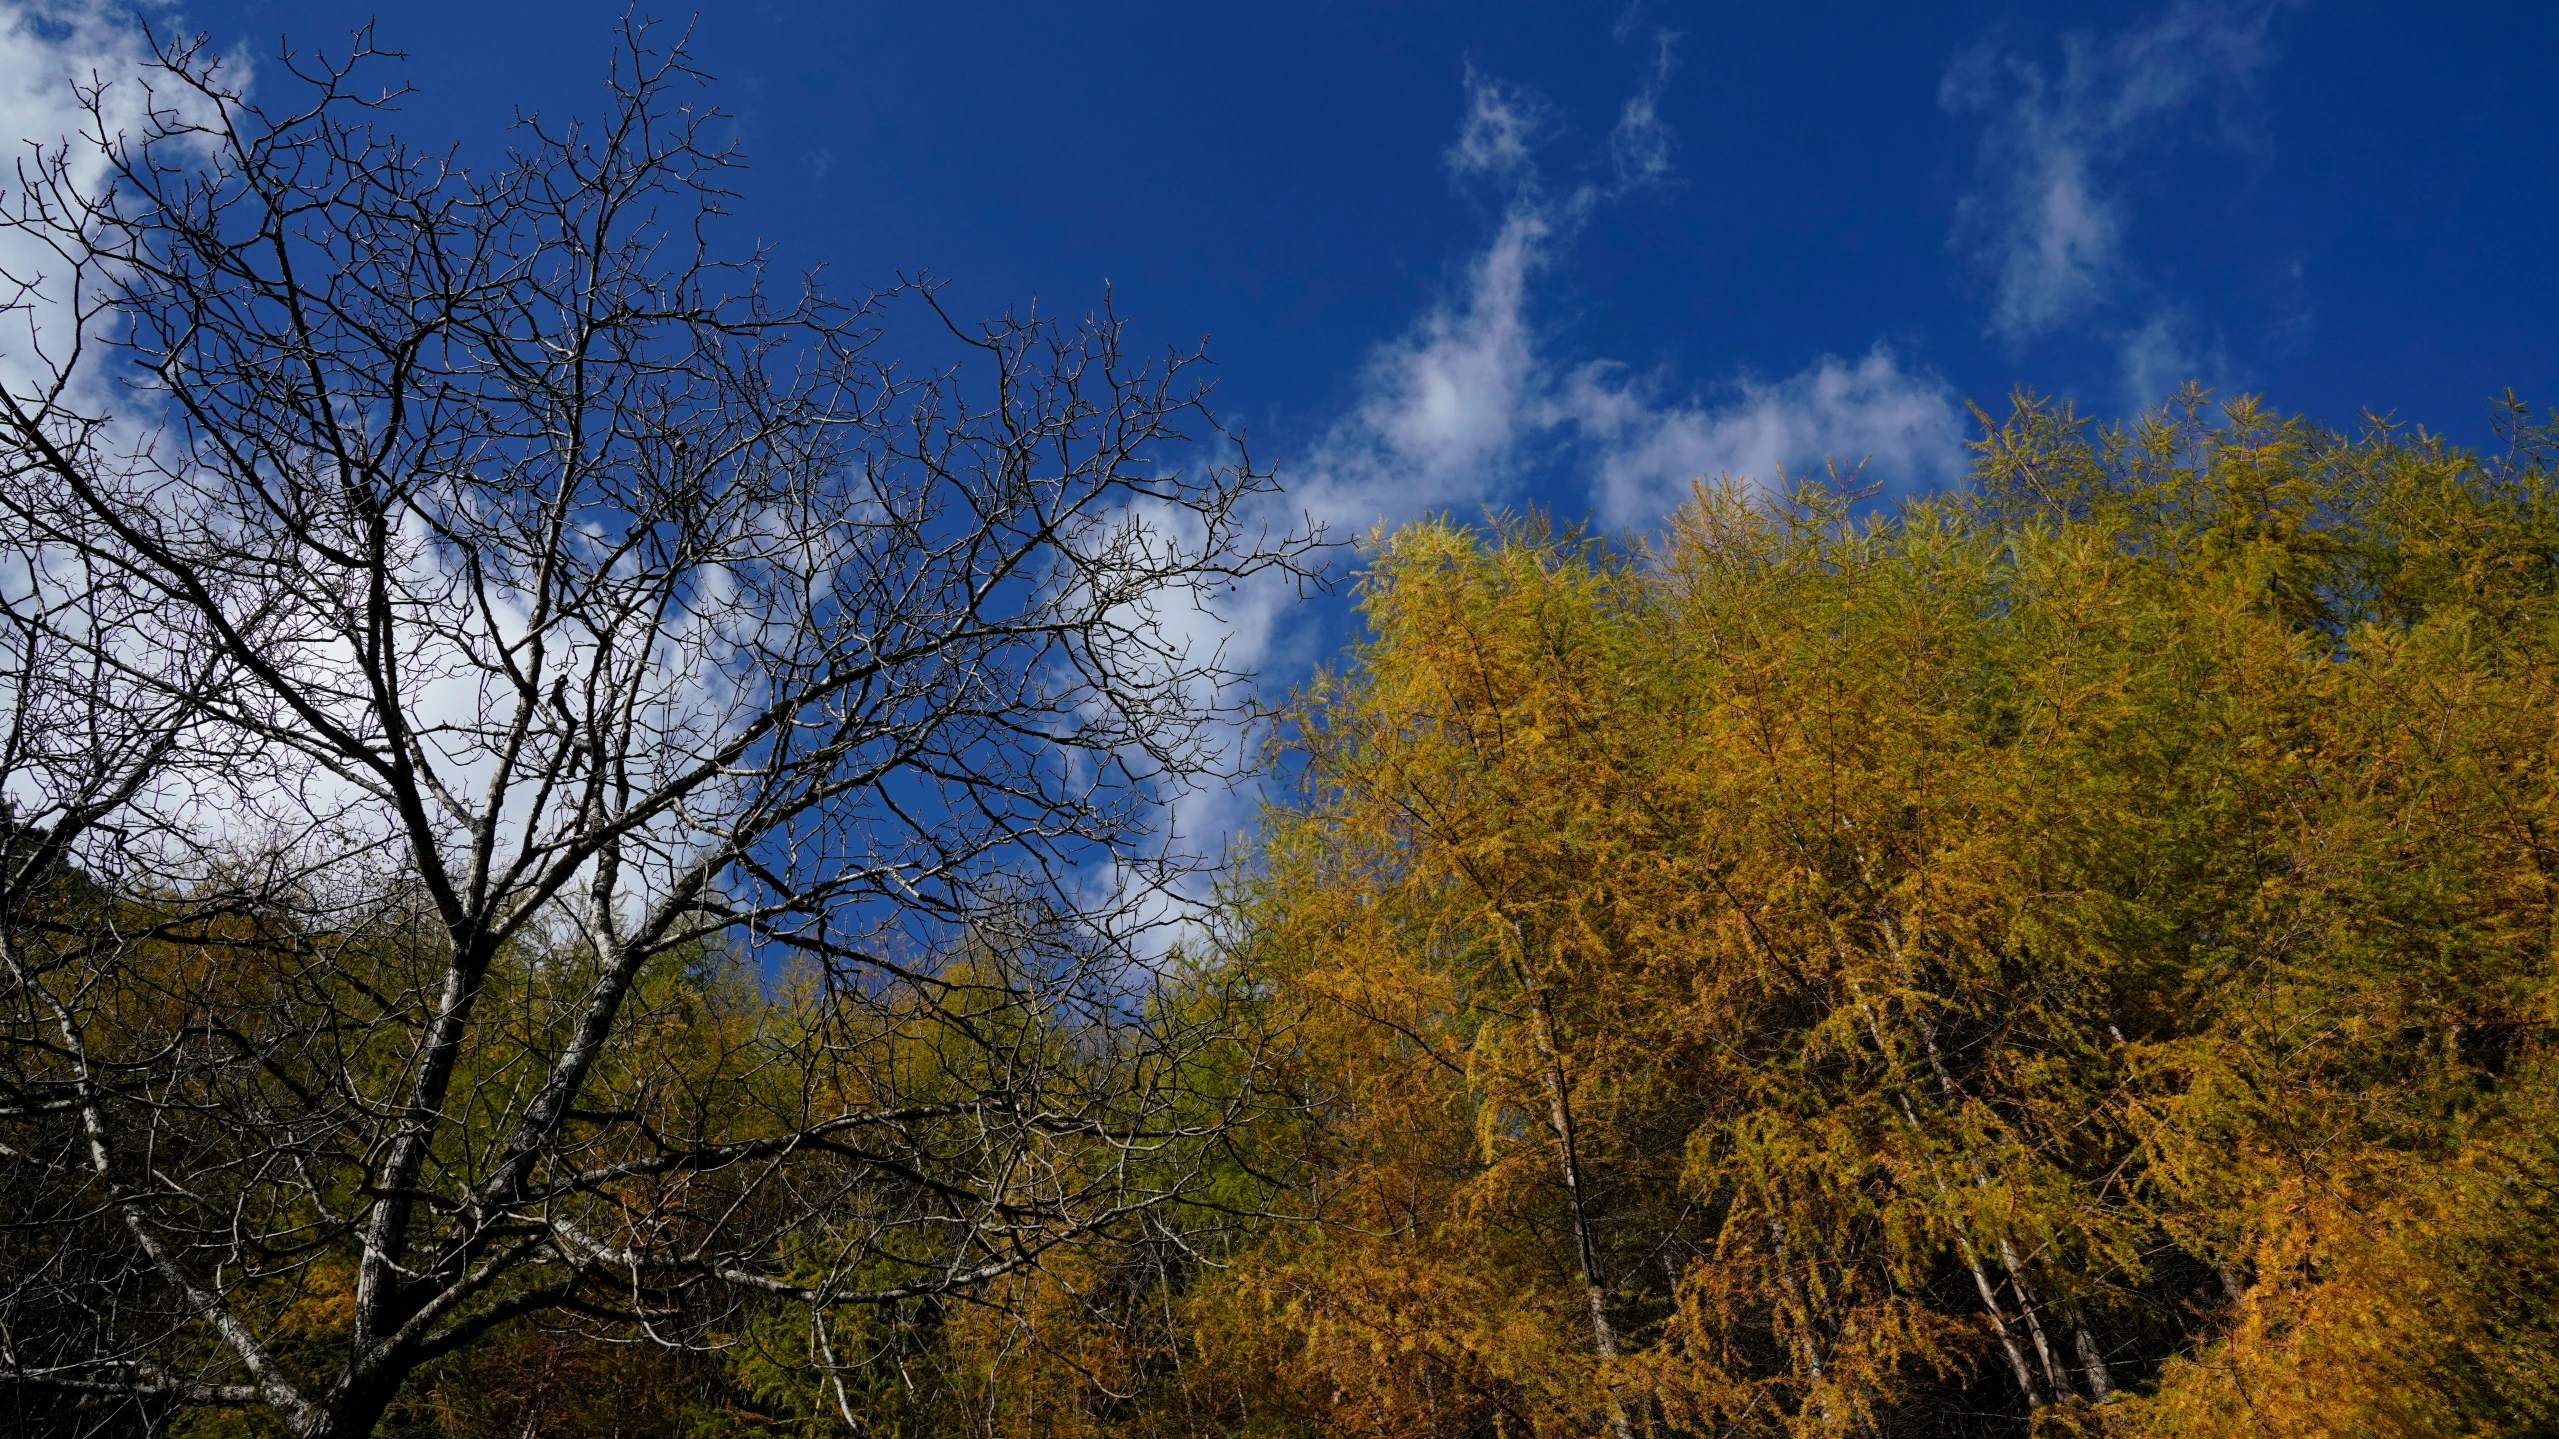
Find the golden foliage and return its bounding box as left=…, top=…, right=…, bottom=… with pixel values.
left=1210, top=391, right=2559, bottom=1437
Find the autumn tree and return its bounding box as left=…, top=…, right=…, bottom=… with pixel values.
left=1220, top=392, right=2559, bottom=1437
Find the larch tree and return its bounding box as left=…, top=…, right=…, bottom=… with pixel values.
left=1219, top=392, right=2559, bottom=1438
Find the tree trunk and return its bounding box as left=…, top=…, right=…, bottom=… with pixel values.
left=2070, top=1304, right=2116, bottom=1400
left=1498, top=912, right=1635, bottom=1439
left=1768, top=1221, right=1839, bottom=1426
left=1524, top=984, right=1636, bottom=1439
left=1997, top=1234, right=2071, bottom=1399
left=1848, top=978, right=2048, bottom=1409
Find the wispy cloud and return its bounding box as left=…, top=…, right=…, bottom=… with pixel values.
left=1446, top=67, right=1549, bottom=182
left=2115, top=306, right=2227, bottom=413
left=1609, top=31, right=1679, bottom=190
left=1137, top=37, right=1962, bottom=875
left=1164, top=41, right=1965, bottom=865
left=1944, top=0, right=2286, bottom=405
left=1289, top=200, right=1552, bottom=534
left=1561, top=347, right=1964, bottom=529
left=1292, top=51, right=1959, bottom=546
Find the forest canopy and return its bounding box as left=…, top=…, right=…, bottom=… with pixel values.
left=1212, top=390, right=2559, bottom=1438
left=15, top=385, right=2559, bottom=1439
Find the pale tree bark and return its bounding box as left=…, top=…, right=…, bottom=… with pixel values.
left=1848, top=980, right=2049, bottom=1410
left=1502, top=918, right=1635, bottom=1439
left=1847, top=854, right=2114, bottom=1410
left=1766, top=1220, right=1838, bottom=1427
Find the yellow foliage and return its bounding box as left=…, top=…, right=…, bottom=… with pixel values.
left=1207, top=392, right=2559, bottom=1437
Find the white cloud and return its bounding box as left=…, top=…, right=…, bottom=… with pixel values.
left=1288, top=203, right=1552, bottom=536
left=1944, top=1, right=2283, bottom=401
left=2116, top=306, right=2227, bottom=410
left=0, top=0, right=168, bottom=402
left=0, top=2, right=233, bottom=851
left=1560, top=347, right=1964, bottom=530
left=1609, top=31, right=1679, bottom=191
left=0, top=7, right=775, bottom=921
left=1290, top=59, right=1960, bottom=548
left=1446, top=66, right=1549, bottom=181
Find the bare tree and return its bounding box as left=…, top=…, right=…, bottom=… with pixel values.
left=0, top=20, right=1307, bottom=1437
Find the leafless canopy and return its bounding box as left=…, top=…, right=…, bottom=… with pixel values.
left=0, top=21, right=1310, bottom=1438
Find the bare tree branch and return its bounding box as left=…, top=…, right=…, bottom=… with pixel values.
left=0, top=17, right=1310, bottom=1437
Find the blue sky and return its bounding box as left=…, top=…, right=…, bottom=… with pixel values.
left=11, top=1, right=2555, bottom=526
left=1, top=0, right=2552, bottom=876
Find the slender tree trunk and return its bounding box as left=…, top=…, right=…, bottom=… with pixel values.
left=1861, top=902, right=2082, bottom=1405
left=1523, top=984, right=1637, bottom=1439
left=1847, top=979, right=2047, bottom=1408
left=1896, top=1090, right=2048, bottom=1408
left=1768, top=1223, right=1827, bottom=1384
left=1495, top=915, right=1634, bottom=1439
left=1913, top=997, right=2071, bottom=1401
left=2070, top=1303, right=2115, bottom=1399
left=2217, top=1253, right=2250, bottom=1304
left=1997, top=1233, right=2071, bottom=1400
left=1768, top=1221, right=1838, bottom=1427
